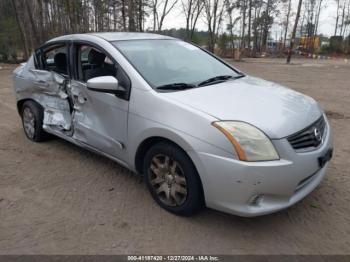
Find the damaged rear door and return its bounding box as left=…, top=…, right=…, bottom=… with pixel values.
left=31, top=43, right=73, bottom=135
left=41, top=73, right=72, bottom=133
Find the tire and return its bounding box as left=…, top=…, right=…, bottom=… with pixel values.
left=20, top=101, right=50, bottom=142
left=143, top=142, right=204, bottom=216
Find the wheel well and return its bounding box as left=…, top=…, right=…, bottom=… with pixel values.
left=135, top=136, right=205, bottom=203
left=17, top=99, right=43, bottom=116
left=135, top=137, right=176, bottom=174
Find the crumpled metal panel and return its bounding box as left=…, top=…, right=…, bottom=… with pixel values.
left=13, top=55, right=72, bottom=131
left=42, top=98, right=71, bottom=131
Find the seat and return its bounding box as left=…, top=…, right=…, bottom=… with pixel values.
left=54, top=53, right=67, bottom=74
left=84, top=49, right=115, bottom=81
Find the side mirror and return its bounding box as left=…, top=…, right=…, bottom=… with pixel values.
left=87, top=76, right=126, bottom=95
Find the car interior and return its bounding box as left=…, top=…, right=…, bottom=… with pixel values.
left=53, top=53, right=68, bottom=75
left=42, top=45, right=68, bottom=76
left=78, top=46, right=116, bottom=82
left=36, top=43, right=130, bottom=100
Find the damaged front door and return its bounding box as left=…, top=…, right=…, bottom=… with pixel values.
left=70, top=44, right=130, bottom=161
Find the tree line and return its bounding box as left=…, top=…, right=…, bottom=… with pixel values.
left=0, top=0, right=349, bottom=62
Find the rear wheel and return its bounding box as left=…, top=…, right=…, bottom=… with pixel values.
left=143, top=142, right=204, bottom=216
left=21, top=101, right=50, bottom=142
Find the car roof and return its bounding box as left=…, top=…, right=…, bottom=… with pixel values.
left=47, top=32, right=174, bottom=43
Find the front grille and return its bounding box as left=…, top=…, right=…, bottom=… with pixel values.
left=288, top=116, right=326, bottom=150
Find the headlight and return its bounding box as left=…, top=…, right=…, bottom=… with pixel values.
left=212, top=121, right=279, bottom=161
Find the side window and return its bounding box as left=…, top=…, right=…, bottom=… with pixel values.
left=76, top=44, right=131, bottom=94
left=77, top=45, right=117, bottom=82
left=42, top=44, right=68, bottom=75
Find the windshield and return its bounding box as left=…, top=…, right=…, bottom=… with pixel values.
left=113, top=39, right=241, bottom=88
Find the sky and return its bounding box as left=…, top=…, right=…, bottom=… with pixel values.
left=152, top=0, right=339, bottom=39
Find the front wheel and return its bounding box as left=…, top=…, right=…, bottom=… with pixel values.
left=143, top=142, right=204, bottom=216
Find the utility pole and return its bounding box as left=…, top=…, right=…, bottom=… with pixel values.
left=283, top=0, right=292, bottom=49
left=287, top=0, right=303, bottom=64
left=334, top=0, right=340, bottom=36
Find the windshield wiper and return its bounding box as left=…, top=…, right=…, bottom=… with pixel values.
left=156, top=74, right=245, bottom=90
left=156, top=83, right=196, bottom=90
left=198, top=75, right=244, bottom=87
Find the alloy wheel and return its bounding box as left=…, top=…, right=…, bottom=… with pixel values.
left=148, top=154, right=188, bottom=207
left=22, top=107, right=35, bottom=139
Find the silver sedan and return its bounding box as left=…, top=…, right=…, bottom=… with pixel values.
left=12, top=33, right=333, bottom=216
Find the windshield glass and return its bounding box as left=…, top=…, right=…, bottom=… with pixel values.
left=113, top=39, right=241, bottom=88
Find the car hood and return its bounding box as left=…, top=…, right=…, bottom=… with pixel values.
left=162, top=76, right=322, bottom=139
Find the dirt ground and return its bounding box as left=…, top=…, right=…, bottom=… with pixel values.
left=0, top=58, right=350, bottom=255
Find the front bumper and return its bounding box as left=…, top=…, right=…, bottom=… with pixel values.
left=188, top=117, right=333, bottom=217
